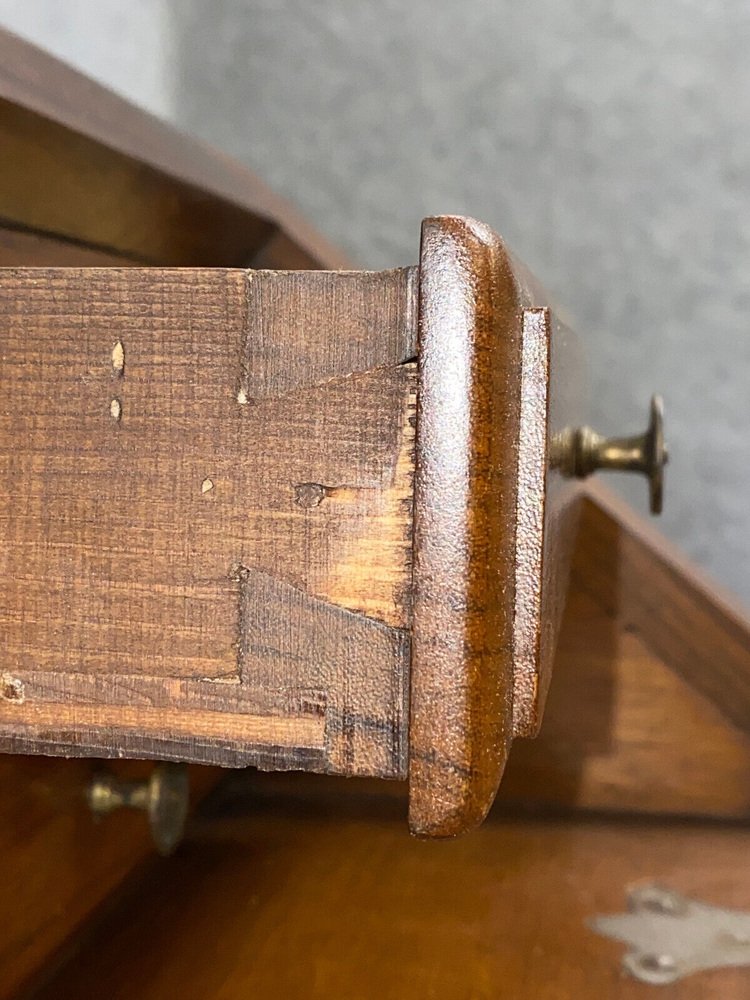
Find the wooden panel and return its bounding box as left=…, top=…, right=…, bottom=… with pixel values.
left=0, top=98, right=272, bottom=266
left=0, top=267, right=415, bottom=776
left=409, top=218, right=582, bottom=837
left=34, top=774, right=750, bottom=1000
left=501, top=585, right=750, bottom=818
left=575, top=485, right=750, bottom=739
left=0, top=28, right=347, bottom=268
left=0, top=226, right=134, bottom=266
left=499, top=486, right=750, bottom=818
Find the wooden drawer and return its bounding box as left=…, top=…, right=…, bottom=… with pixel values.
left=2, top=28, right=750, bottom=1000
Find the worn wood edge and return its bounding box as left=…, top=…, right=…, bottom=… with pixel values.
left=511, top=308, right=551, bottom=736
left=408, top=216, right=524, bottom=838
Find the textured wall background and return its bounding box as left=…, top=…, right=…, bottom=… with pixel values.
left=1, top=0, right=749, bottom=602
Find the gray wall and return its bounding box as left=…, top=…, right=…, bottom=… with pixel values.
left=2, top=0, right=749, bottom=602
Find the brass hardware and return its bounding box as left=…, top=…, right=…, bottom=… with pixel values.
left=87, top=762, right=189, bottom=856
left=551, top=395, right=667, bottom=514
left=590, top=883, right=750, bottom=985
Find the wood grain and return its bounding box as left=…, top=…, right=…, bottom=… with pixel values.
left=409, top=218, right=582, bottom=837
left=409, top=216, right=521, bottom=837
left=0, top=267, right=415, bottom=776
left=0, top=28, right=347, bottom=269
left=0, top=223, right=586, bottom=832
left=0, top=226, right=135, bottom=266
left=501, top=584, right=750, bottom=818
left=189, top=489, right=750, bottom=824
left=0, top=36, right=349, bottom=997
left=0, top=97, right=272, bottom=267
left=33, top=773, right=750, bottom=1000
left=575, top=485, right=750, bottom=739
left=496, top=486, right=750, bottom=818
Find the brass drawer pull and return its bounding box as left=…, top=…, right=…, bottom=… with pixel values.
left=88, top=763, right=189, bottom=856
left=553, top=395, right=668, bottom=514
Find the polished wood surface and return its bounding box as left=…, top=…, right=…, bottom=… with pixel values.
left=410, top=216, right=523, bottom=836
left=32, top=774, right=750, bottom=1000
left=0, top=228, right=133, bottom=266
left=576, top=484, right=750, bottom=740
left=0, top=29, right=346, bottom=269
left=409, top=217, right=582, bottom=837
left=501, top=487, right=750, bottom=818
left=0, top=97, right=270, bottom=267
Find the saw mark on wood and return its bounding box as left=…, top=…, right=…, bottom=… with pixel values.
left=0, top=268, right=415, bottom=775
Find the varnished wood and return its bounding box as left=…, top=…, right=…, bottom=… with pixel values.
left=0, top=227, right=135, bottom=266
left=500, top=486, right=750, bottom=818
left=575, top=484, right=750, bottom=739
left=501, top=586, right=750, bottom=818
left=0, top=29, right=347, bottom=269
left=34, top=774, right=750, bottom=1000
left=409, top=218, right=582, bottom=837
left=0, top=97, right=270, bottom=267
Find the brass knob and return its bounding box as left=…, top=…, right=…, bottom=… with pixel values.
left=87, top=762, right=189, bottom=856
left=552, top=395, right=667, bottom=514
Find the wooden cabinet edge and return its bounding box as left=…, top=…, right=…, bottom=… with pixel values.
left=408, top=217, right=583, bottom=838
left=409, top=216, right=524, bottom=837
